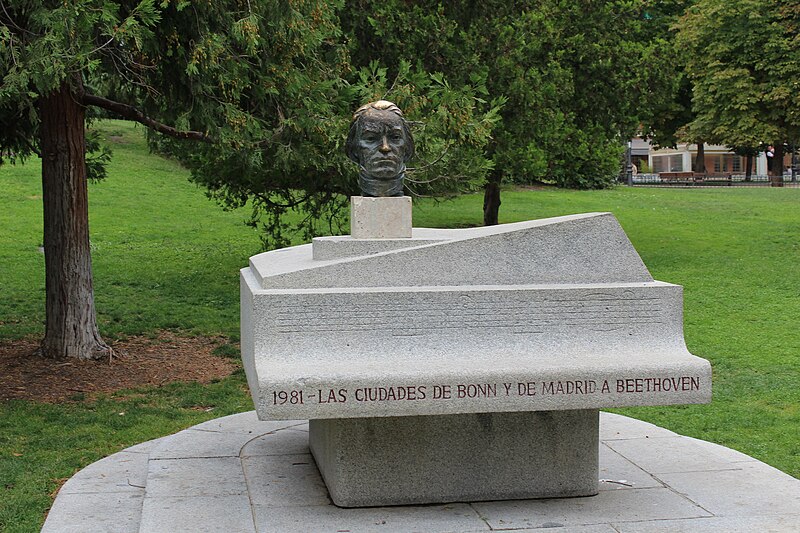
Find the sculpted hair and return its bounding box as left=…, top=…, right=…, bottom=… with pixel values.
left=345, top=100, right=415, bottom=164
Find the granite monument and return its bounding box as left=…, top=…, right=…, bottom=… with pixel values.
left=239, top=103, right=712, bottom=507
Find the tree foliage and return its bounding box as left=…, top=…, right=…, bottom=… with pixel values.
left=0, top=0, right=499, bottom=358
left=341, top=0, right=681, bottom=224
left=2, top=0, right=500, bottom=242
left=675, top=0, right=800, bottom=155
left=637, top=0, right=696, bottom=149
left=344, top=0, right=676, bottom=192
left=176, top=57, right=501, bottom=247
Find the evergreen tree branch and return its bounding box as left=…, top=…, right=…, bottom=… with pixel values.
left=80, top=92, right=214, bottom=143
left=0, top=2, right=37, bottom=36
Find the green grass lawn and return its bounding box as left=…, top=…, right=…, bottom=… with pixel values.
left=1, top=120, right=798, bottom=530
left=1, top=121, right=267, bottom=341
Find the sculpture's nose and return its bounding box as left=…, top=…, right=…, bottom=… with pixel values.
left=379, top=136, right=391, bottom=153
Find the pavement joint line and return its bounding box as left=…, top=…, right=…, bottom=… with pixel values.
left=601, top=435, right=677, bottom=441
left=466, top=502, right=492, bottom=531
left=149, top=454, right=247, bottom=461
left=645, top=473, right=717, bottom=518
left=636, top=465, right=746, bottom=475
left=599, top=442, right=666, bottom=489
left=239, top=447, right=260, bottom=532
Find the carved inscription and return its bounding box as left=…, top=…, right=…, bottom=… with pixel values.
left=269, top=376, right=702, bottom=407
left=273, top=290, right=665, bottom=335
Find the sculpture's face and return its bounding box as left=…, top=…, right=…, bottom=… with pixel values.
left=355, top=110, right=407, bottom=179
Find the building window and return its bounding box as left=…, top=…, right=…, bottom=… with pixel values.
left=653, top=155, right=684, bottom=173
left=713, top=155, right=722, bottom=173
left=732, top=156, right=742, bottom=172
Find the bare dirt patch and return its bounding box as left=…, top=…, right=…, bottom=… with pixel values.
left=0, top=332, right=239, bottom=403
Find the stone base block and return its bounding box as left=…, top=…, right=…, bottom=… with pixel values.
left=350, top=196, right=412, bottom=239
left=309, top=410, right=599, bottom=507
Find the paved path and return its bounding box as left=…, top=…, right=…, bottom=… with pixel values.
left=42, top=412, right=800, bottom=532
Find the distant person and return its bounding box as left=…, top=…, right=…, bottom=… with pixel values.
left=766, top=145, right=775, bottom=173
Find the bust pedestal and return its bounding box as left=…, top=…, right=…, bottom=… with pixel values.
left=350, top=196, right=412, bottom=239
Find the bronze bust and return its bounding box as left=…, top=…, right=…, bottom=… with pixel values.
left=345, top=100, right=415, bottom=197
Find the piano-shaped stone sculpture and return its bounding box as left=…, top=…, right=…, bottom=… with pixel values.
left=241, top=202, right=711, bottom=507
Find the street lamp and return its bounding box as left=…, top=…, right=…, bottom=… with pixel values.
left=626, top=141, right=633, bottom=186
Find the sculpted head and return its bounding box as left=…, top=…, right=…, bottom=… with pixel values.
left=345, top=100, right=415, bottom=197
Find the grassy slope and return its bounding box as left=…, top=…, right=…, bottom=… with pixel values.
left=1, top=120, right=264, bottom=340
left=1, top=120, right=798, bottom=530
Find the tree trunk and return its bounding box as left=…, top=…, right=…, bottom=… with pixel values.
left=770, top=143, right=784, bottom=187
left=694, top=141, right=706, bottom=174
left=483, top=171, right=502, bottom=226
left=39, top=82, right=110, bottom=359
left=745, top=154, right=752, bottom=181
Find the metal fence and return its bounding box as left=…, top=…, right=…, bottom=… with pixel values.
left=628, top=173, right=799, bottom=186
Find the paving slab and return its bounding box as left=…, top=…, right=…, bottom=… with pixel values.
left=241, top=427, right=311, bottom=456
left=599, top=411, right=678, bottom=440
left=42, top=411, right=800, bottom=533
left=657, top=460, right=800, bottom=517
left=472, top=487, right=711, bottom=529
left=613, top=515, right=800, bottom=532
left=242, top=453, right=331, bottom=506
left=148, top=428, right=263, bottom=459
left=604, top=435, right=740, bottom=474
left=58, top=451, right=148, bottom=494
left=123, top=436, right=168, bottom=455
left=252, top=502, right=489, bottom=533
left=41, top=492, right=144, bottom=533
left=145, top=456, right=247, bottom=497
left=681, top=435, right=760, bottom=463
left=139, top=495, right=255, bottom=533
left=189, top=411, right=304, bottom=434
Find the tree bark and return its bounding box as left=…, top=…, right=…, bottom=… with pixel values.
left=745, top=154, right=752, bottom=180
left=770, top=143, right=784, bottom=187
left=39, top=82, right=110, bottom=359
left=694, top=141, right=706, bottom=174
left=483, top=171, right=502, bottom=226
